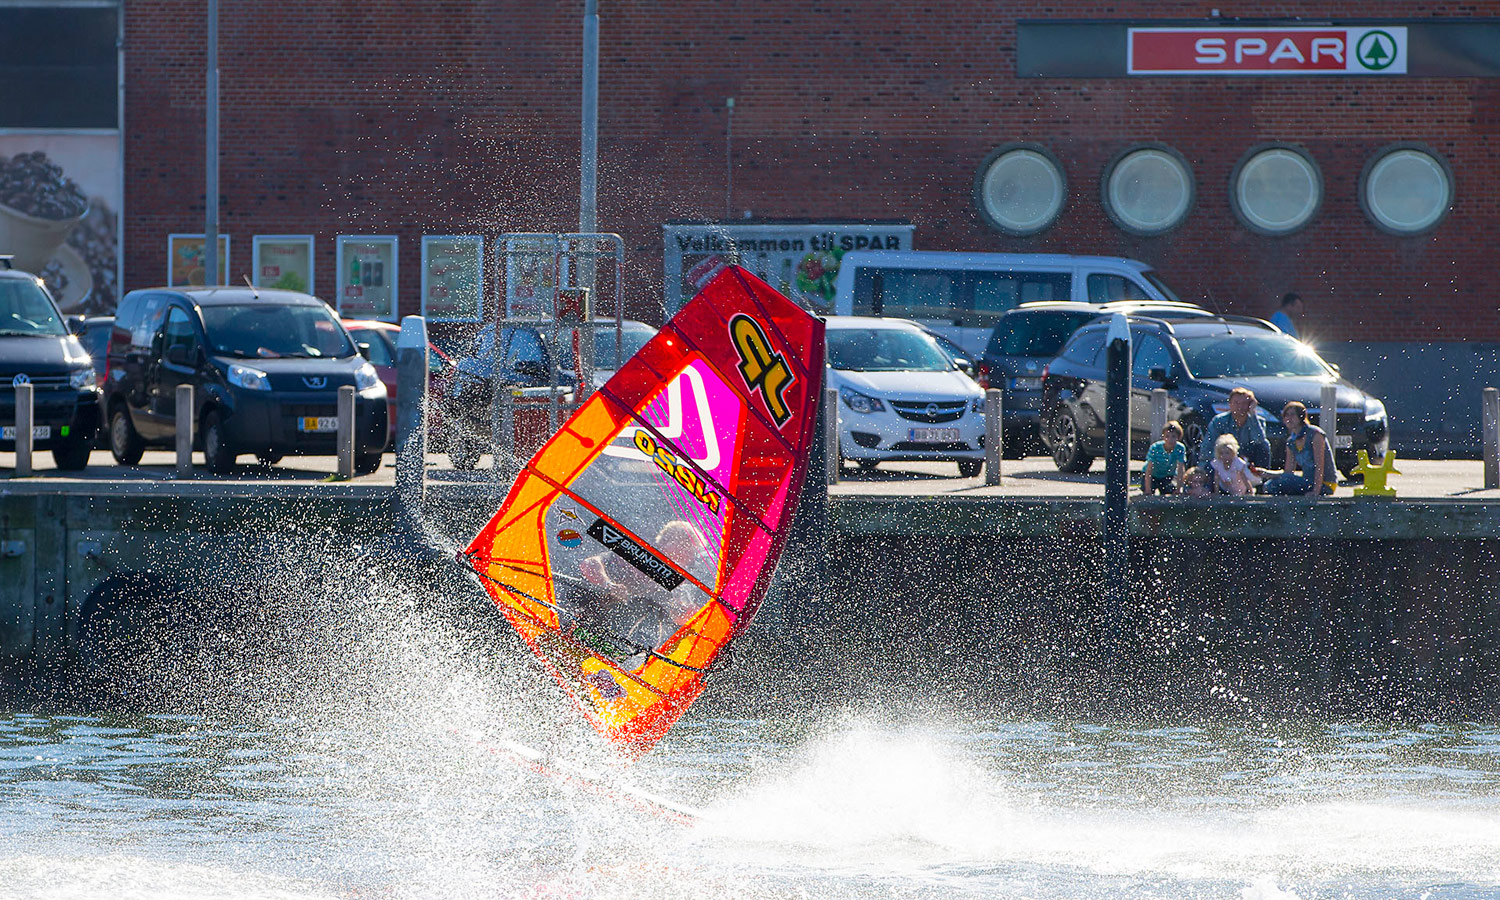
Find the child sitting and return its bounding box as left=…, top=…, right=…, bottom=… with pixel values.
left=1210, top=433, right=1263, bottom=496
left=1142, top=420, right=1187, bottom=495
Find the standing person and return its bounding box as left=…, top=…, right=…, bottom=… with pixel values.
left=1270, top=292, right=1304, bottom=338
left=1198, top=387, right=1272, bottom=471
left=1209, top=434, right=1262, bottom=496
left=1265, top=401, right=1337, bottom=497
left=1142, top=420, right=1188, bottom=495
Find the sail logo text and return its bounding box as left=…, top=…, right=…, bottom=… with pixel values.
left=586, top=518, right=685, bottom=590
left=729, top=314, right=794, bottom=427
left=633, top=431, right=722, bottom=513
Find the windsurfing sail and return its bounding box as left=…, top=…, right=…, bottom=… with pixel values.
left=463, top=265, right=825, bottom=757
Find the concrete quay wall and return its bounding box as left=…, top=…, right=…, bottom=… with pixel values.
left=1, top=483, right=1496, bottom=717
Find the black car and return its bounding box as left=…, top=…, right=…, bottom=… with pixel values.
left=104, top=287, right=388, bottom=474
left=980, top=300, right=1214, bottom=457
left=0, top=260, right=101, bottom=469
left=1039, top=315, right=1389, bottom=475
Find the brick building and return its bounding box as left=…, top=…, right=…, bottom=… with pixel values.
left=9, top=2, right=1500, bottom=446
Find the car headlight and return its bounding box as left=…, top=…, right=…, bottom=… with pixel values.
left=1365, top=398, right=1387, bottom=421
left=69, top=367, right=95, bottom=390
left=839, top=386, right=885, bottom=414
left=354, top=362, right=382, bottom=392
left=227, top=363, right=271, bottom=391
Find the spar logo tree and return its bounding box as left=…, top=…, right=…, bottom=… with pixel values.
left=1356, top=30, right=1398, bottom=71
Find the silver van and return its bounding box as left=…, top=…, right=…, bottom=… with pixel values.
left=830, top=250, right=1184, bottom=355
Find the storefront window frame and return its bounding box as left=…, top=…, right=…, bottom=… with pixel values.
left=1359, top=143, right=1454, bottom=236
left=1228, top=143, right=1324, bottom=236
left=1101, top=143, right=1195, bottom=237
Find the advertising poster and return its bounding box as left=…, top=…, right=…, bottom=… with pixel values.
left=252, top=235, right=314, bottom=293
left=421, top=235, right=483, bottom=322
left=501, top=236, right=557, bottom=319
left=0, top=4, right=120, bottom=314
left=336, top=236, right=398, bottom=321
left=661, top=221, right=914, bottom=315
left=167, top=234, right=231, bottom=287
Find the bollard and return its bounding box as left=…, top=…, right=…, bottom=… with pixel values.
left=337, top=385, right=356, bottom=479
left=175, top=384, right=194, bottom=476
left=1150, top=388, right=1168, bottom=439
left=395, top=316, right=429, bottom=509
left=1484, top=387, right=1499, bottom=490
left=1103, top=314, right=1131, bottom=615
left=824, top=386, right=840, bottom=486
left=1320, top=383, right=1338, bottom=449
left=14, top=383, right=32, bottom=477
left=985, top=388, right=1002, bottom=485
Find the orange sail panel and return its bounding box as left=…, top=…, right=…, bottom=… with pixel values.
left=464, top=265, right=825, bottom=756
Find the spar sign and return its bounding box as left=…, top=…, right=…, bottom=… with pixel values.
left=1128, top=27, right=1407, bottom=75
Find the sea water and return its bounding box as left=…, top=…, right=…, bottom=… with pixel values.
left=3, top=703, right=1499, bottom=899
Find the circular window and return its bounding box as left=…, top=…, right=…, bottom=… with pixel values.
left=1230, top=145, right=1323, bottom=235
left=1361, top=145, right=1453, bottom=235
left=1103, top=145, right=1194, bottom=235
left=974, top=145, right=1066, bottom=236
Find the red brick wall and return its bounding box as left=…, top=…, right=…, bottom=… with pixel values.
left=123, top=2, right=1500, bottom=340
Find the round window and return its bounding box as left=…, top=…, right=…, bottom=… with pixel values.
left=1230, top=146, right=1323, bottom=235
left=974, top=145, right=1066, bottom=236
left=1103, top=146, right=1194, bottom=235
left=1361, top=146, right=1453, bottom=235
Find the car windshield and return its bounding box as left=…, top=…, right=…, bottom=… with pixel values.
left=989, top=311, right=1100, bottom=357
left=827, top=327, right=953, bottom=372
left=201, top=304, right=356, bottom=359
left=1177, top=333, right=1331, bottom=378
left=0, top=280, right=67, bottom=337
left=591, top=323, right=655, bottom=370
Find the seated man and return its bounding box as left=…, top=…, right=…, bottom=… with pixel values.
left=1198, top=386, right=1272, bottom=475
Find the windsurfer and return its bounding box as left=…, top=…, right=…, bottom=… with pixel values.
left=574, top=520, right=710, bottom=652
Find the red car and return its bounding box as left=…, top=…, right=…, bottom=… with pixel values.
left=342, top=320, right=455, bottom=448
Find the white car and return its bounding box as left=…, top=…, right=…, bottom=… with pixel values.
left=827, top=316, right=986, bottom=476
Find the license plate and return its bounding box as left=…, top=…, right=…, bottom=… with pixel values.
left=1, top=425, right=50, bottom=440
left=1008, top=376, right=1042, bottom=391
left=1333, top=434, right=1353, bottom=448
left=299, top=416, right=340, bottom=433
left=909, top=427, right=960, bottom=443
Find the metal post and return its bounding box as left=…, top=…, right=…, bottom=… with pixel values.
left=1484, top=387, right=1499, bottom=490
left=337, top=385, right=356, bottom=478
left=1320, top=383, right=1338, bottom=448
left=14, top=383, right=32, bottom=477
left=824, top=386, right=840, bottom=486
left=1103, top=314, right=1131, bottom=612
left=396, top=316, right=429, bottom=509
left=204, top=0, right=219, bottom=286
left=580, top=0, right=598, bottom=237
left=1150, top=388, right=1168, bottom=439
left=985, top=388, right=1002, bottom=485
left=175, top=384, right=194, bottom=476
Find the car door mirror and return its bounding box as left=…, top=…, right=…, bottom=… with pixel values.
left=1148, top=366, right=1178, bottom=388
left=165, top=344, right=190, bottom=366
left=357, top=341, right=372, bottom=359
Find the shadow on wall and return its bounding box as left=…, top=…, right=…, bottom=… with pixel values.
left=1319, top=342, right=1500, bottom=459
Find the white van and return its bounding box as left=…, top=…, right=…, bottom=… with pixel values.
left=830, top=250, right=1186, bottom=355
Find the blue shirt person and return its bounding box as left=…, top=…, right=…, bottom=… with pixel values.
left=1198, top=387, right=1272, bottom=471
left=1269, top=292, right=1303, bottom=338
left=1142, top=420, right=1188, bottom=495
left=1265, top=400, right=1336, bottom=496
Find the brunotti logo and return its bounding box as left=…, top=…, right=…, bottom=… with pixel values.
left=586, top=518, right=684, bottom=590
left=302, top=376, right=328, bottom=389
left=10, top=374, right=29, bottom=387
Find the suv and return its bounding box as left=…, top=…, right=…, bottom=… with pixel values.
left=980, top=300, right=1213, bottom=457
left=0, top=258, right=101, bottom=469
left=1039, top=315, right=1389, bottom=474
left=105, top=287, right=388, bottom=474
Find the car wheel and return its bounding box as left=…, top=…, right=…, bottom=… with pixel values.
left=201, top=411, right=236, bottom=474
left=447, top=429, right=482, bottom=470
left=255, top=451, right=283, bottom=466
left=52, top=433, right=92, bottom=471
left=958, top=459, right=983, bottom=478
left=355, top=451, right=383, bottom=475
left=109, top=406, right=145, bottom=466
left=1050, top=408, right=1095, bottom=473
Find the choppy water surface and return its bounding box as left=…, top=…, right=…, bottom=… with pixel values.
left=3, top=703, right=1499, bottom=900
